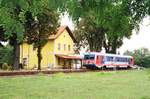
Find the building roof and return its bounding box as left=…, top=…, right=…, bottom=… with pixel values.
left=48, top=26, right=76, bottom=43
left=56, top=54, right=82, bottom=60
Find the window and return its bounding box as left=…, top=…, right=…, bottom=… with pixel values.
left=127, top=58, right=130, bottom=63
left=106, top=56, right=113, bottom=61
left=115, top=57, right=120, bottom=62
left=58, top=43, right=61, bottom=51
left=23, top=58, right=27, bottom=66
left=84, top=54, right=95, bottom=60
left=115, top=57, right=128, bottom=62
left=64, top=44, right=66, bottom=51
left=68, top=45, right=71, bottom=51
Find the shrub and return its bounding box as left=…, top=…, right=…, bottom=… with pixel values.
left=1, top=63, right=12, bottom=70
left=135, top=56, right=150, bottom=68
left=2, top=63, right=9, bottom=70
left=0, top=46, right=13, bottom=65
left=124, top=48, right=150, bottom=68
left=7, top=65, right=12, bottom=70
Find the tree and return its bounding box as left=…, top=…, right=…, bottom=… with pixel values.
left=0, top=0, right=26, bottom=69
left=67, top=0, right=112, bottom=52
left=102, top=1, right=134, bottom=53
left=124, top=48, right=150, bottom=68
left=74, top=17, right=106, bottom=52
left=25, top=9, right=59, bottom=70
left=0, top=0, right=66, bottom=70
left=104, top=0, right=150, bottom=53
left=0, top=45, right=13, bottom=66
left=24, top=0, right=65, bottom=70
left=65, top=0, right=150, bottom=53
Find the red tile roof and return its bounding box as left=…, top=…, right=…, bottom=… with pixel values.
left=48, top=26, right=76, bottom=42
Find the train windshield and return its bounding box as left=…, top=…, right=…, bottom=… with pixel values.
left=84, top=54, right=95, bottom=60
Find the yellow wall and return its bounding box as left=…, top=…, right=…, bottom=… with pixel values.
left=20, top=43, right=37, bottom=69
left=54, top=30, right=75, bottom=67
left=20, top=40, right=54, bottom=69
left=20, top=28, right=75, bottom=69
left=55, top=30, right=74, bottom=54
left=41, top=40, right=54, bottom=68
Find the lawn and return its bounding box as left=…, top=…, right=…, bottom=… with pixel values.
left=0, top=70, right=150, bottom=99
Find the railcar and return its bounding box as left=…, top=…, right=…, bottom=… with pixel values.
left=83, top=52, right=134, bottom=69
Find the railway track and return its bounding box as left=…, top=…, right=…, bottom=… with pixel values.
left=0, top=68, right=134, bottom=76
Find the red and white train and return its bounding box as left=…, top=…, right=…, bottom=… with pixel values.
left=83, top=52, right=134, bottom=69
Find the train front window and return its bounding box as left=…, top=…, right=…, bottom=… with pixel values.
left=84, top=54, right=95, bottom=60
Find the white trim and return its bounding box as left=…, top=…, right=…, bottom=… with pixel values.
left=53, top=40, right=56, bottom=67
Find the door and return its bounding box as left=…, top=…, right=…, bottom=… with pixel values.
left=96, top=55, right=100, bottom=65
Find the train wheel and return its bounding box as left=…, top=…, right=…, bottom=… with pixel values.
left=102, top=66, right=106, bottom=70
left=127, top=66, right=131, bottom=69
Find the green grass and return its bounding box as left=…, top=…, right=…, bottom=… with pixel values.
left=0, top=70, right=150, bottom=99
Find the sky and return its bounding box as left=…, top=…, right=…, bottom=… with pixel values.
left=61, top=15, right=150, bottom=54
left=119, top=16, right=150, bottom=53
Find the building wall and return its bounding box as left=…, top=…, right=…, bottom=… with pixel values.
left=20, top=40, right=54, bottom=69
left=54, top=30, right=75, bottom=67
left=20, top=29, right=75, bottom=69
left=41, top=40, right=54, bottom=68
left=55, top=30, right=74, bottom=55
left=20, top=43, right=37, bottom=69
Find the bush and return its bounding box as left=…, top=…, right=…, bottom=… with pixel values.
left=7, top=65, right=12, bottom=70
left=0, top=46, right=13, bottom=65
left=124, top=48, right=150, bottom=68
left=2, top=63, right=8, bottom=70
left=1, top=63, right=12, bottom=70
left=135, top=56, right=150, bottom=68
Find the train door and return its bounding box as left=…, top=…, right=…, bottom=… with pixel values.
left=96, top=55, right=100, bottom=65
left=130, top=58, right=134, bottom=65
left=96, top=55, right=103, bottom=66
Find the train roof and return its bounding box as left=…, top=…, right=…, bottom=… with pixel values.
left=84, top=52, right=133, bottom=58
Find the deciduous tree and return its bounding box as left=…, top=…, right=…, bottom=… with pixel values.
left=25, top=9, right=59, bottom=70
left=66, top=0, right=150, bottom=53
left=0, top=0, right=65, bottom=70
left=0, top=0, right=26, bottom=69
left=24, top=0, right=66, bottom=70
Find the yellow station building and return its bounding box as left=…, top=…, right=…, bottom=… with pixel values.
left=20, top=26, right=81, bottom=69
